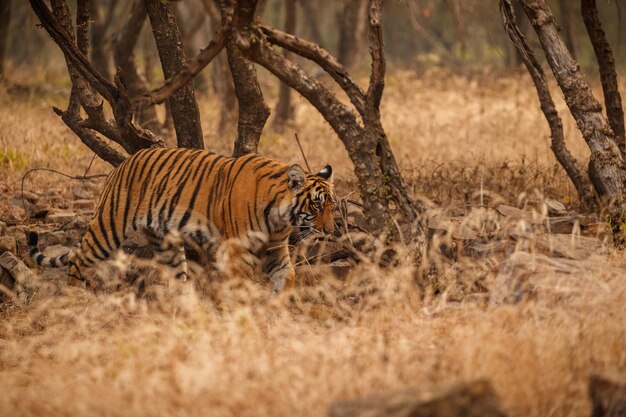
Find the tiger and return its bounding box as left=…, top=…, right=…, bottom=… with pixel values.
left=28, top=147, right=336, bottom=292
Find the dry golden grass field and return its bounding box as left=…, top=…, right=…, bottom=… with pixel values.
left=0, top=67, right=625, bottom=417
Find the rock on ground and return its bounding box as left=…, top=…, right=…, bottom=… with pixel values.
left=329, top=380, right=505, bottom=417
left=590, top=372, right=626, bottom=417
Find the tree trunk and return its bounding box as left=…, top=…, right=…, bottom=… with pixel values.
left=222, top=0, right=270, bottom=157
left=557, top=0, right=577, bottom=60
left=581, top=0, right=625, bottom=158
left=273, top=0, right=296, bottom=127
left=500, top=0, right=596, bottom=208
left=113, top=0, right=161, bottom=132
left=519, top=0, right=626, bottom=199
left=0, top=0, right=11, bottom=80
left=144, top=0, right=204, bottom=149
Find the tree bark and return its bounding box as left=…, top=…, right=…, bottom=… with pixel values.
left=581, top=0, right=625, bottom=157
left=144, top=0, right=204, bottom=149
left=0, top=0, right=11, bottom=80
left=519, top=0, right=626, bottom=199
left=273, top=0, right=296, bottom=127
left=501, top=0, right=596, bottom=208
left=222, top=0, right=270, bottom=157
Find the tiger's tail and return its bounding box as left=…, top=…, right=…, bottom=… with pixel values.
left=27, top=231, right=72, bottom=268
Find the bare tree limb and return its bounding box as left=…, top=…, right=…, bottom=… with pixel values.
left=581, top=0, right=625, bottom=157
left=31, top=0, right=117, bottom=103
left=260, top=24, right=367, bottom=117
left=53, top=106, right=126, bottom=166
left=500, top=0, right=595, bottom=208
left=138, top=30, right=226, bottom=106
left=0, top=0, right=11, bottom=79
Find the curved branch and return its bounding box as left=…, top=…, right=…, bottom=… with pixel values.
left=235, top=32, right=363, bottom=147
left=137, top=31, right=226, bottom=106
left=259, top=24, right=367, bottom=117
left=53, top=107, right=127, bottom=167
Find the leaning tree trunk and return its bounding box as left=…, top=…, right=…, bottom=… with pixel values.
left=144, top=0, right=204, bottom=149
left=519, top=0, right=626, bottom=199
left=581, top=0, right=625, bottom=158
left=232, top=0, right=423, bottom=233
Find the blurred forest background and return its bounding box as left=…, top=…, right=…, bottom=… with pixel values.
left=1, top=0, right=625, bottom=78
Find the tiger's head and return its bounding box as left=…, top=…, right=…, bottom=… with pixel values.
left=287, top=164, right=336, bottom=235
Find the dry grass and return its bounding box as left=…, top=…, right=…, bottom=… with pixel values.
left=1, top=67, right=625, bottom=417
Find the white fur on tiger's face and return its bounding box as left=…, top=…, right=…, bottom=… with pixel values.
left=28, top=148, right=336, bottom=293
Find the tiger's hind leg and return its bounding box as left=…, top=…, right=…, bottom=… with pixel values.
left=143, top=229, right=188, bottom=281
left=261, top=238, right=295, bottom=294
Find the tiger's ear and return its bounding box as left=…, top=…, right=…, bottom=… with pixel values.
left=288, top=164, right=306, bottom=192
left=316, top=165, right=333, bottom=182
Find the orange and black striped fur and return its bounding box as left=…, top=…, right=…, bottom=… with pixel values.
left=28, top=147, right=335, bottom=292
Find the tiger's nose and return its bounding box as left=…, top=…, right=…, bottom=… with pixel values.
left=323, top=220, right=334, bottom=234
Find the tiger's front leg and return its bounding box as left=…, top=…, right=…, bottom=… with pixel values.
left=262, top=240, right=295, bottom=293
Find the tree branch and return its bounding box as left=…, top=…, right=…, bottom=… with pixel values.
left=259, top=24, right=367, bottom=117
left=53, top=106, right=127, bottom=167
left=138, top=30, right=226, bottom=106
left=235, top=31, right=363, bottom=149
left=518, top=0, right=626, bottom=198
